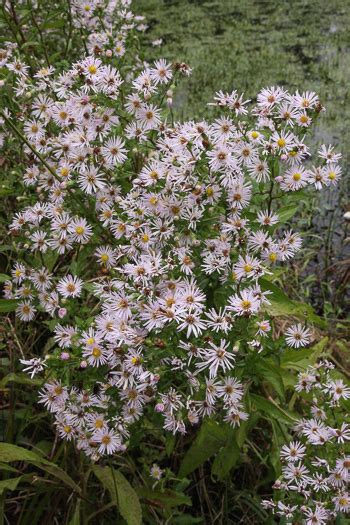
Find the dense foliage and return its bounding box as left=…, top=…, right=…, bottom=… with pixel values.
left=0, top=1, right=348, bottom=524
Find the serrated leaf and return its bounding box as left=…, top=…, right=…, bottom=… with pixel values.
left=92, top=465, right=142, bottom=525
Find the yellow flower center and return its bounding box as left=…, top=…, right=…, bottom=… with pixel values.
left=75, top=226, right=85, bottom=235
left=100, top=254, right=109, bottom=262
left=277, top=138, right=286, bottom=148
left=328, top=171, right=336, bottom=180
left=88, top=65, right=97, bottom=74
left=293, top=173, right=301, bottom=181
left=268, top=253, right=277, bottom=262
left=251, top=131, right=259, bottom=139
left=92, top=347, right=101, bottom=358
left=241, top=300, right=251, bottom=310
left=244, top=264, right=253, bottom=273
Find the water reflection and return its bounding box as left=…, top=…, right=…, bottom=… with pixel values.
left=137, top=0, right=349, bottom=314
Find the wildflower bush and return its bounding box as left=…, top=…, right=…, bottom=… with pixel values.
left=0, top=1, right=348, bottom=524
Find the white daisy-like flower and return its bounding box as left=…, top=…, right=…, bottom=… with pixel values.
left=284, top=323, right=311, bottom=348
left=57, top=275, right=83, bottom=298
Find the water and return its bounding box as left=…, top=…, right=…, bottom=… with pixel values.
left=136, top=0, right=350, bottom=315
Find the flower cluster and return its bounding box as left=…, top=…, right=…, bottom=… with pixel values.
left=264, top=361, right=350, bottom=523
left=1, top=1, right=342, bottom=461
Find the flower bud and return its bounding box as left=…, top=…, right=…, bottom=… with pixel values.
left=58, top=308, right=67, bottom=318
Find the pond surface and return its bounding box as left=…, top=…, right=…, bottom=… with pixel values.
left=136, top=0, right=350, bottom=316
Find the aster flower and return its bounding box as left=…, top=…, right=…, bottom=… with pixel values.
left=57, top=275, right=83, bottom=298
left=284, top=323, right=311, bottom=348
left=195, top=339, right=236, bottom=378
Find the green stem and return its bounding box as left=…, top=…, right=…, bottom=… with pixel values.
left=0, top=110, right=62, bottom=183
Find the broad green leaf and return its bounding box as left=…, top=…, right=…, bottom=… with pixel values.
left=0, top=373, right=41, bottom=388
left=211, top=435, right=240, bottom=479
left=0, top=274, right=10, bottom=283
left=281, top=337, right=329, bottom=370
left=0, top=476, right=23, bottom=495
left=0, top=463, right=19, bottom=473
left=0, top=299, right=18, bottom=313
left=92, top=465, right=142, bottom=525
left=277, top=204, right=299, bottom=224
left=254, top=360, right=285, bottom=399
left=249, top=394, right=298, bottom=426
left=178, top=420, right=228, bottom=478
left=0, top=443, right=81, bottom=494
left=136, top=487, right=191, bottom=508
left=259, top=278, right=325, bottom=327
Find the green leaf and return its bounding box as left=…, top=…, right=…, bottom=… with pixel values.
left=0, top=299, right=18, bottom=313
left=249, top=394, right=298, bottom=426
left=92, top=465, right=142, bottom=525
left=136, top=487, right=191, bottom=508
left=277, top=204, right=299, bottom=224
left=0, top=463, right=19, bottom=473
left=171, top=516, right=204, bottom=524
left=68, top=500, right=81, bottom=525
left=178, top=420, right=228, bottom=478
left=0, top=373, right=42, bottom=389
left=165, top=433, right=176, bottom=456
left=0, top=274, right=10, bottom=283
left=255, top=360, right=285, bottom=399
left=259, top=278, right=325, bottom=327
left=0, top=476, right=24, bottom=495
left=281, top=337, right=329, bottom=370
left=211, top=435, right=240, bottom=479
left=0, top=443, right=81, bottom=494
